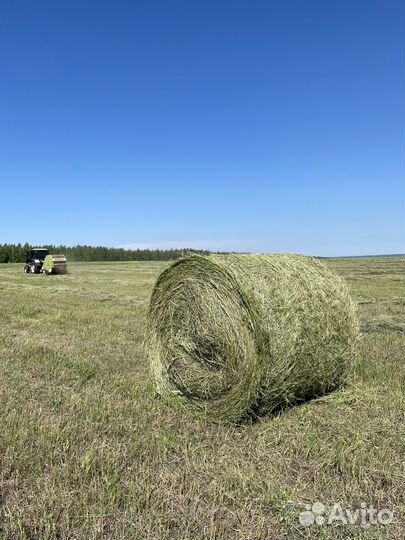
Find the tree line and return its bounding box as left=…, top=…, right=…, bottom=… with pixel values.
left=0, top=243, right=214, bottom=263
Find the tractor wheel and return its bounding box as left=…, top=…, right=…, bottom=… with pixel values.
left=24, top=266, right=29, bottom=273
left=30, top=264, right=36, bottom=274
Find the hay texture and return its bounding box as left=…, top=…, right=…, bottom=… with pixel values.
left=146, top=254, right=359, bottom=422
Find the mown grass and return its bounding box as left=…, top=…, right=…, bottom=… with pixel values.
left=0, top=257, right=404, bottom=539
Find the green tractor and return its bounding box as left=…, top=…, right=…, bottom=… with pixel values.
left=24, top=248, right=67, bottom=275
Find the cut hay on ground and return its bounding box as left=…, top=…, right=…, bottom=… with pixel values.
left=146, top=254, right=359, bottom=422
left=361, top=314, right=405, bottom=335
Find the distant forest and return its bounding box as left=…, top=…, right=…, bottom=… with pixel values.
left=0, top=243, right=214, bottom=263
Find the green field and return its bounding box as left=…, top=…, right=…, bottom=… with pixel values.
left=0, top=257, right=404, bottom=540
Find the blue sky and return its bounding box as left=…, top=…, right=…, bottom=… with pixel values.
left=0, top=0, right=403, bottom=255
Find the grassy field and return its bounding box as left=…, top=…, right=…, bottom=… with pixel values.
left=0, top=257, right=403, bottom=540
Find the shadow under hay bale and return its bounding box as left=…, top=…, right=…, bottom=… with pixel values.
left=145, top=254, right=359, bottom=422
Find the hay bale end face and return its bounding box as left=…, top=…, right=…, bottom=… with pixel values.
left=146, top=254, right=359, bottom=422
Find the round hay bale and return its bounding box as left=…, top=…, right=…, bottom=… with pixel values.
left=145, top=254, right=359, bottom=422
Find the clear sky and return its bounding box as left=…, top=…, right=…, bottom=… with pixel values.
left=0, top=1, right=403, bottom=255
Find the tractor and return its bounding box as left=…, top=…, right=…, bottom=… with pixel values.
left=24, top=248, right=67, bottom=275
left=24, top=248, right=49, bottom=274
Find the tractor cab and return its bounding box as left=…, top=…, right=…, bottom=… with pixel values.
left=24, top=248, right=49, bottom=274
